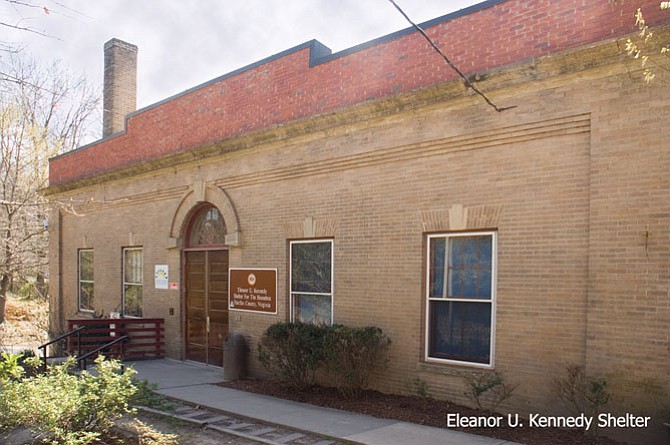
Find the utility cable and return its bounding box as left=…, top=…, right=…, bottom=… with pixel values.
left=387, top=0, right=515, bottom=112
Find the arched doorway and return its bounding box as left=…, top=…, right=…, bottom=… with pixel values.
left=183, top=204, right=228, bottom=366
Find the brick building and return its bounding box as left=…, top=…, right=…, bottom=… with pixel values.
left=45, top=1, right=669, bottom=443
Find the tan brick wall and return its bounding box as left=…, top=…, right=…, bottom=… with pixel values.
left=48, top=43, right=670, bottom=444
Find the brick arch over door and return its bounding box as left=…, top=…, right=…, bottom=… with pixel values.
left=169, top=183, right=241, bottom=248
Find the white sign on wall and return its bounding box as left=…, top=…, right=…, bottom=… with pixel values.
left=155, top=265, right=169, bottom=290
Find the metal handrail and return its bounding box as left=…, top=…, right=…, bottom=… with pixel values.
left=76, top=335, right=129, bottom=371
left=38, top=326, right=87, bottom=372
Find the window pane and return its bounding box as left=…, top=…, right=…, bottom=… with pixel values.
left=124, top=284, right=142, bottom=317
left=293, top=294, right=331, bottom=325
left=189, top=206, right=227, bottom=247
left=479, top=268, right=492, bottom=297
left=479, top=236, right=493, bottom=266
left=449, top=268, right=481, bottom=298
left=124, top=249, right=143, bottom=284
left=429, top=238, right=446, bottom=298
left=80, top=282, right=94, bottom=311
left=449, top=237, right=465, bottom=268
left=429, top=300, right=491, bottom=364
left=291, top=242, right=332, bottom=293
left=80, top=250, right=94, bottom=281
left=447, top=236, right=492, bottom=300
left=79, top=250, right=94, bottom=311
left=123, top=248, right=143, bottom=317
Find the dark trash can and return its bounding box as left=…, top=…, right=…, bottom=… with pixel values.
left=223, top=332, right=247, bottom=381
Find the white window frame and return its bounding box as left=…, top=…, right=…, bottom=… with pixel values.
left=289, top=239, right=334, bottom=325
left=122, top=247, right=143, bottom=317
left=424, top=231, right=497, bottom=368
left=78, top=249, right=94, bottom=312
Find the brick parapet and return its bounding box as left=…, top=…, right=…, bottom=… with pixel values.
left=48, top=0, right=668, bottom=186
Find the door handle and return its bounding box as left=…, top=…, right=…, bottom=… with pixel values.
left=206, top=316, right=210, bottom=333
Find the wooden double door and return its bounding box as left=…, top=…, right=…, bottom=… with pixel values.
left=185, top=250, right=229, bottom=366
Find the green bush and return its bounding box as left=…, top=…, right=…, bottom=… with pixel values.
left=258, top=322, right=391, bottom=397
left=16, top=280, right=43, bottom=300
left=323, top=325, right=390, bottom=398
left=0, top=352, right=25, bottom=381
left=258, top=322, right=328, bottom=389
left=0, top=356, right=138, bottom=444
left=130, top=378, right=176, bottom=411
left=463, top=371, right=518, bottom=412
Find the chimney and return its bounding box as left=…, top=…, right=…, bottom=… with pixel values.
left=103, top=38, right=138, bottom=137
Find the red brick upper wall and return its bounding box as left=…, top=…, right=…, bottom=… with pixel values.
left=49, top=0, right=668, bottom=187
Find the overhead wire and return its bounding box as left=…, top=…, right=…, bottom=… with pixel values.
left=386, top=0, right=515, bottom=112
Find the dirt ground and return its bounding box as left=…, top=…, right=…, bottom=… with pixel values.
left=0, top=295, right=48, bottom=351
left=221, top=378, right=629, bottom=445
left=114, top=412, right=261, bottom=445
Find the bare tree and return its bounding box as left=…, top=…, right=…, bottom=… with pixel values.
left=0, top=55, right=99, bottom=323
left=0, top=0, right=52, bottom=54
left=624, top=3, right=670, bottom=84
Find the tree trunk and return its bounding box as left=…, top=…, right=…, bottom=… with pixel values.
left=0, top=274, right=8, bottom=324
left=2, top=225, right=12, bottom=324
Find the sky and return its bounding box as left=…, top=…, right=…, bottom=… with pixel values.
left=1, top=0, right=482, bottom=115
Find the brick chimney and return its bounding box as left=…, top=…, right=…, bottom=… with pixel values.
left=103, top=38, right=138, bottom=137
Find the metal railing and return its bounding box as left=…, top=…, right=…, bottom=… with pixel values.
left=37, top=318, right=164, bottom=373
left=38, top=326, right=87, bottom=372
left=76, top=335, right=129, bottom=370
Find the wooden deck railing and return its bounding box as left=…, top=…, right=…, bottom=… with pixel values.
left=67, top=318, right=165, bottom=361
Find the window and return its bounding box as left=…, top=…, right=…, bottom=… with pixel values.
left=426, top=232, right=496, bottom=367
left=123, top=247, right=143, bottom=317
left=188, top=205, right=226, bottom=247
left=78, top=249, right=94, bottom=312
left=290, top=240, right=333, bottom=325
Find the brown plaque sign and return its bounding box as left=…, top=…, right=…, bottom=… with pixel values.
left=229, top=268, right=277, bottom=314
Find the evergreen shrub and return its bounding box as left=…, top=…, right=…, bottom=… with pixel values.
left=258, top=322, right=328, bottom=389
left=323, top=325, right=391, bottom=398
left=258, top=322, right=391, bottom=397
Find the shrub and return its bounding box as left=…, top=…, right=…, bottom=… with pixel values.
left=258, top=322, right=328, bottom=389
left=409, top=376, right=432, bottom=409
left=322, top=325, right=391, bottom=398
left=130, top=378, right=176, bottom=411
left=0, top=356, right=138, bottom=444
left=554, top=363, right=610, bottom=421
left=258, top=322, right=392, bottom=397
left=0, top=352, right=25, bottom=381
left=16, top=280, right=43, bottom=300
left=463, top=371, right=518, bottom=413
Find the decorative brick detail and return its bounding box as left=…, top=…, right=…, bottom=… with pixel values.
left=420, top=205, right=503, bottom=232
left=467, top=205, right=503, bottom=230
left=420, top=209, right=450, bottom=232
left=283, top=217, right=337, bottom=239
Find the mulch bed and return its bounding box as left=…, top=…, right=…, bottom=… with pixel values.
left=219, top=378, right=627, bottom=445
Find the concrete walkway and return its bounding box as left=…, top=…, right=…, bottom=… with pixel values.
left=130, top=359, right=523, bottom=445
